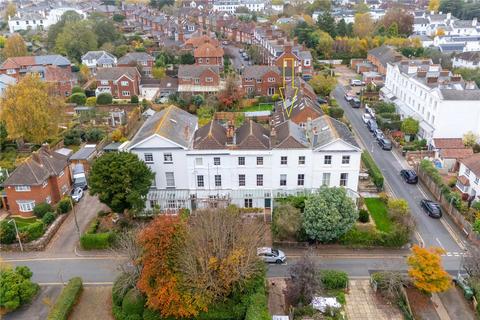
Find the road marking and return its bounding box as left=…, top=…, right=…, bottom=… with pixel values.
left=4, top=256, right=125, bottom=263
left=415, top=231, right=425, bottom=248
left=38, top=282, right=114, bottom=286
left=436, top=237, right=445, bottom=250
left=439, top=217, right=466, bottom=250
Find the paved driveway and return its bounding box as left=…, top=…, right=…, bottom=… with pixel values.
left=4, top=285, right=62, bottom=320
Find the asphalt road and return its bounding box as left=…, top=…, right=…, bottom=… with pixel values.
left=224, top=44, right=247, bottom=73
left=332, top=85, right=466, bottom=257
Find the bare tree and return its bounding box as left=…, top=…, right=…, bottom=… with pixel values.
left=111, top=229, right=142, bottom=294
left=464, top=246, right=480, bottom=279
left=178, top=207, right=265, bottom=301
left=371, top=271, right=408, bottom=301
left=286, top=251, right=320, bottom=306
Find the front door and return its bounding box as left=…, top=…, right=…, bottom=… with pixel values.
left=264, top=198, right=271, bottom=208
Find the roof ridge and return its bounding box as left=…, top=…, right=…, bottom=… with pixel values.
left=324, top=116, right=339, bottom=139
left=25, top=160, right=41, bottom=184
left=155, top=105, right=174, bottom=134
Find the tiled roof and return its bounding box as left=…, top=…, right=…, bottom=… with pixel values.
left=439, top=148, right=473, bottom=159
left=455, top=51, right=480, bottom=64
left=368, top=45, right=404, bottom=67
left=178, top=65, right=219, bottom=78
left=235, top=120, right=270, bottom=150
left=128, top=105, right=197, bottom=149
left=243, top=65, right=280, bottom=79
left=310, top=115, right=359, bottom=149
left=117, top=52, right=154, bottom=65
left=184, top=35, right=219, bottom=48
left=433, top=138, right=465, bottom=149
left=460, top=153, right=480, bottom=177
left=96, top=67, right=139, bottom=81
left=193, top=120, right=227, bottom=149
left=2, top=147, right=69, bottom=186
left=274, top=120, right=309, bottom=149
left=43, top=66, right=74, bottom=82
left=194, top=42, right=224, bottom=58
left=1, top=55, right=71, bottom=69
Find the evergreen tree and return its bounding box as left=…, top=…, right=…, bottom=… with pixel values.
left=336, top=18, right=348, bottom=36
left=317, top=10, right=336, bottom=38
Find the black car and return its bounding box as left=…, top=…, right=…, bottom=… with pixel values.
left=367, top=119, right=378, bottom=132
left=421, top=199, right=442, bottom=218
left=378, top=138, right=392, bottom=150
left=400, top=169, right=418, bottom=184
left=317, top=96, right=328, bottom=104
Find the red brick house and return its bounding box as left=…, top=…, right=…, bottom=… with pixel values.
left=242, top=65, right=282, bottom=97
left=184, top=35, right=219, bottom=50
left=367, top=45, right=404, bottom=75
left=1, top=147, right=71, bottom=216
left=194, top=41, right=224, bottom=66
left=117, top=52, right=155, bottom=77
left=0, top=55, right=71, bottom=80
left=177, top=65, right=222, bottom=94
left=95, top=67, right=141, bottom=99
left=42, top=66, right=77, bottom=97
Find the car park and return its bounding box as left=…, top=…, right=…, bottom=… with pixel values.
left=257, top=247, right=286, bottom=264
left=350, top=97, right=361, bottom=108
left=373, top=129, right=384, bottom=140
left=362, top=113, right=372, bottom=124
left=420, top=199, right=442, bottom=218
left=400, top=170, right=418, bottom=184
left=367, top=119, right=378, bottom=132
left=378, top=138, right=392, bottom=150
left=71, top=187, right=84, bottom=202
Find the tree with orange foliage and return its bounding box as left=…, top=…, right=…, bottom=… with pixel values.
left=137, top=215, right=207, bottom=318
left=217, top=75, right=242, bottom=111
left=407, top=245, right=451, bottom=293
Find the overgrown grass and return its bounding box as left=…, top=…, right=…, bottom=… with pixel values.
left=364, top=198, right=393, bottom=233
left=240, top=104, right=273, bottom=112
left=12, top=216, right=40, bottom=228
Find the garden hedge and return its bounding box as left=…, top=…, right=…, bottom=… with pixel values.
left=57, top=197, right=72, bottom=214
left=21, top=221, right=45, bottom=241
left=362, top=152, right=384, bottom=190
left=33, top=202, right=53, bottom=218
left=80, top=232, right=114, bottom=250
left=320, top=270, right=349, bottom=290
left=42, top=212, right=56, bottom=225
left=47, top=277, right=83, bottom=320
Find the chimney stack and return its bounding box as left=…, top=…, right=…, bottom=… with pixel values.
left=226, top=120, right=235, bottom=144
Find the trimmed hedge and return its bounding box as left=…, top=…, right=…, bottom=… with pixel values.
left=80, top=232, right=114, bottom=250
left=42, top=212, right=56, bottom=225
left=47, top=277, right=83, bottom=320
left=57, top=197, right=72, bottom=214
left=122, top=288, right=145, bottom=317
left=358, top=209, right=369, bottom=223
left=33, top=202, right=53, bottom=218
left=97, top=93, right=113, bottom=105
left=320, top=270, right=349, bottom=290
left=362, top=152, right=384, bottom=190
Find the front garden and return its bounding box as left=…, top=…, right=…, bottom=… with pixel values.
left=272, top=189, right=413, bottom=248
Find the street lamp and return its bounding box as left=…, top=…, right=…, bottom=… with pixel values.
left=69, top=195, right=80, bottom=237
left=8, top=219, right=23, bottom=252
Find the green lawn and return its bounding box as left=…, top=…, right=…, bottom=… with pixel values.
left=364, top=198, right=393, bottom=233
left=240, top=104, right=273, bottom=112
left=12, top=216, right=40, bottom=228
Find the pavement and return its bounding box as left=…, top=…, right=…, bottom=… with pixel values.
left=3, top=285, right=62, bottom=320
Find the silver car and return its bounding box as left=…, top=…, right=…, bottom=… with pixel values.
left=71, top=187, right=84, bottom=202
left=257, top=247, right=286, bottom=264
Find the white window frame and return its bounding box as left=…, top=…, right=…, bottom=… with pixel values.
left=163, top=153, right=173, bottom=163
left=342, top=155, right=350, bottom=165
left=324, top=155, right=332, bottom=165
left=298, top=156, right=305, bottom=165
left=100, top=80, right=109, bottom=85
left=144, top=153, right=154, bottom=163
left=322, top=173, right=331, bottom=186
left=280, top=156, right=287, bottom=165
left=213, top=157, right=221, bottom=166
left=17, top=200, right=35, bottom=212
left=257, top=157, right=263, bottom=165
left=280, top=174, right=287, bottom=186
left=239, top=174, right=246, bottom=187
left=197, top=175, right=204, bottom=187
left=215, top=174, right=222, bottom=187
left=340, top=173, right=348, bottom=187
left=238, top=157, right=245, bottom=166
left=195, top=157, right=203, bottom=166
left=165, top=172, right=175, bottom=188
left=257, top=174, right=263, bottom=186
left=244, top=198, right=253, bottom=208
left=15, top=185, right=31, bottom=192
left=121, top=81, right=129, bottom=86
left=297, top=174, right=305, bottom=186
left=122, top=90, right=131, bottom=96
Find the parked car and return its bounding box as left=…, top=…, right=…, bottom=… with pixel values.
left=453, top=274, right=474, bottom=300
left=420, top=199, right=442, bottom=218
left=367, top=119, right=378, bottom=132
left=222, top=41, right=229, bottom=45
left=400, top=169, right=418, bottom=184
left=317, top=96, right=328, bottom=104
left=362, top=113, right=372, bottom=124
left=350, top=79, right=363, bottom=86
left=365, top=105, right=376, bottom=118
left=373, top=129, right=384, bottom=140
left=350, top=97, right=361, bottom=108
left=71, top=187, right=84, bottom=202
left=257, top=247, right=286, bottom=264
left=72, top=164, right=88, bottom=190
left=344, top=93, right=354, bottom=102
left=378, top=138, right=392, bottom=150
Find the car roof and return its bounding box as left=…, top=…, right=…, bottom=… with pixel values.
left=257, top=247, right=272, bottom=254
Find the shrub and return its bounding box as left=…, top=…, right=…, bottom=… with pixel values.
left=272, top=203, right=302, bottom=240
left=245, top=289, right=270, bottom=320
left=358, top=209, right=370, bottom=223
left=63, top=129, right=85, bottom=146
left=97, top=93, right=113, bottom=105
left=328, top=107, right=344, bottom=119
left=362, top=152, right=384, bottom=190
left=473, top=219, right=480, bottom=235
left=130, top=95, right=139, bottom=104
left=0, top=266, right=39, bottom=311
left=97, top=210, right=109, bottom=217
left=420, top=159, right=443, bottom=185
left=121, top=288, right=145, bottom=317
left=0, top=220, right=16, bottom=244
left=320, top=270, right=349, bottom=290
left=80, top=232, right=114, bottom=250
left=57, top=197, right=72, bottom=214
left=72, top=86, right=84, bottom=94
left=47, top=277, right=83, bottom=320
left=85, top=96, right=96, bottom=106
left=69, top=92, right=87, bottom=105
left=33, top=202, right=53, bottom=218
left=85, top=128, right=105, bottom=142
left=42, top=212, right=56, bottom=225
left=378, top=192, right=389, bottom=204
left=112, top=273, right=134, bottom=307
left=86, top=218, right=100, bottom=234
left=21, top=221, right=45, bottom=241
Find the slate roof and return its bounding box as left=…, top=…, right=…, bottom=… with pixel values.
left=70, top=145, right=97, bottom=160
left=96, top=67, right=139, bottom=81
left=272, top=95, right=324, bottom=125
left=455, top=51, right=480, bottom=64
left=310, top=116, right=359, bottom=149
left=235, top=120, right=270, bottom=150
left=368, top=45, right=404, bottom=67
left=460, top=153, right=480, bottom=176
left=81, top=51, right=117, bottom=63
left=0, top=74, right=16, bottom=85
left=193, top=120, right=227, bottom=149
left=178, top=65, right=219, bottom=78
left=2, top=147, right=69, bottom=186
left=440, top=89, right=480, bottom=100
left=128, top=105, right=197, bottom=149
left=243, top=65, right=280, bottom=80
left=0, top=55, right=71, bottom=69
left=274, top=120, right=309, bottom=149
left=117, top=52, right=154, bottom=65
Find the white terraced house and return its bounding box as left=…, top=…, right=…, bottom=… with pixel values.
left=126, top=105, right=361, bottom=213
left=382, top=59, right=480, bottom=141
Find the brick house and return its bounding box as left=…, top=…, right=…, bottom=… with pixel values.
left=1, top=147, right=71, bottom=216
left=95, top=67, right=141, bottom=99
left=194, top=41, right=224, bottom=66
left=177, top=64, right=222, bottom=94
left=242, top=65, right=282, bottom=97
left=37, top=66, right=77, bottom=97
left=273, top=95, right=324, bottom=127
left=275, top=45, right=300, bottom=77
left=117, top=52, right=155, bottom=77
left=367, top=45, right=404, bottom=75
left=0, top=55, right=71, bottom=80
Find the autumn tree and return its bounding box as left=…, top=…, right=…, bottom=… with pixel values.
left=353, top=13, right=374, bottom=38
left=217, top=75, right=242, bottom=110
left=55, top=20, right=97, bottom=62
left=401, top=117, right=419, bottom=137
left=152, top=66, right=166, bottom=79
left=137, top=215, right=207, bottom=318
left=3, top=33, right=27, bottom=58
left=309, top=73, right=337, bottom=97
left=428, top=0, right=440, bottom=13
left=89, top=152, right=154, bottom=213
left=463, top=131, right=479, bottom=147
left=179, top=207, right=265, bottom=302
left=377, top=8, right=414, bottom=37
left=0, top=75, right=64, bottom=144
left=315, top=30, right=334, bottom=59
left=4, top=2, right=16, bottom=20
left=407, top=245, right=451, bottom=293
